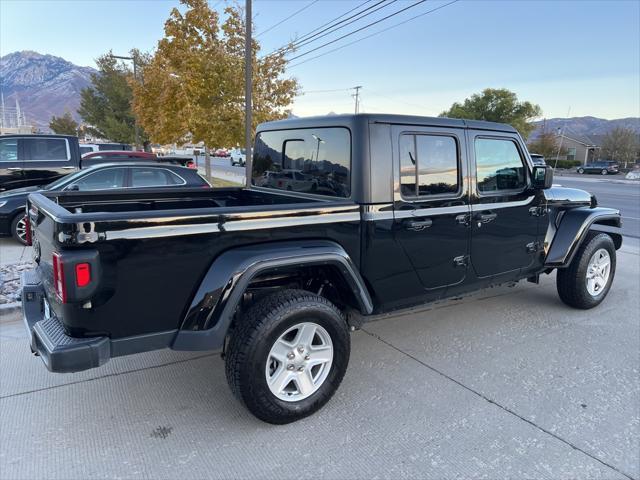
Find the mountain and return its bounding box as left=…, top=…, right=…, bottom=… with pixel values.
left=0, top=51, right=95, bottom=130
left=530, top=116, right=640, bottom=140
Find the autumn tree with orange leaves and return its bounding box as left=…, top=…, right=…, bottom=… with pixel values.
left=132, top=0, right=298, bottom=151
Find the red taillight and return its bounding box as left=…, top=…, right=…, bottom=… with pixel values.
left=186, top=161, right=196, bottom=169
left=24, top=214, right=32, bottom=246
left=52, top=253, right=66, bottom=303
left=75, top=263, right=91, bottom=288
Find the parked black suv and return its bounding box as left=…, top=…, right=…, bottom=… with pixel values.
left=22, top=114, right=622, bottom=424
left=0, top=134, right=193, bottom=192
left=577, top=161, right=619, bottom=175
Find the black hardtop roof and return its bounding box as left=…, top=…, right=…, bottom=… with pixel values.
left=257, top=113, right=518, bottom=134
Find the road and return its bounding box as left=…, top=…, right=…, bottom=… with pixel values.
left=554, top=174, right=640, bottom=238
left=1, top=241, right=638, bottom=479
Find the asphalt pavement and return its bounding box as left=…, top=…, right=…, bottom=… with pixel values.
left=1, top=241, right=638, bottom=479
left=554, top=173, right=640, bottom=238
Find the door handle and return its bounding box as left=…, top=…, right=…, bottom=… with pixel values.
left=7, top=167, right=22, bottom=171
left=476, top=212, right=497, bottom=224
left=61, top=166, right=76, bottom=170
left=404, top=218, right=433, bottom=231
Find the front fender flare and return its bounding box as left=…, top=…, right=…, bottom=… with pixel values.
left=545, top=207, right=622, bottom=268
left=172, top=240, right=373, bottom=351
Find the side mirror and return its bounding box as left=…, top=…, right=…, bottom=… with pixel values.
left=66, top=184, right=80, bottom=192
left=532, top=165, right=553, bottom=189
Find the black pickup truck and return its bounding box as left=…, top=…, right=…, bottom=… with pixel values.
left=22, top=114, right=622, bottom=424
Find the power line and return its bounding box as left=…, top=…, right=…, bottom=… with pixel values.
left=287, top=0, right=430, bottom=63
left=288, top=0, right=460, bottom=68
left=256, top=0, right=320, bottom=38
left=285, top=0, right=397, bottom=53
left=301, top=88, right=354, bottom=94
left=264, top=0, right=379, bottom=57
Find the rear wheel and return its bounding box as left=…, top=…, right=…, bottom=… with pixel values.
left=225, top=289, right=350, bottom=424
left=557, top=233, right=616, bottom=309
left=10, top=213, right=28, bottom=245
left=577, top=168, right=585, bottom=174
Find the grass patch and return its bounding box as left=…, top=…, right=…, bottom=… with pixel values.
left=211, top=177, right=243, bottom=188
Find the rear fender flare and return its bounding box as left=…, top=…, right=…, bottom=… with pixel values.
left=545, top=207, right=622, bottom=268
left=172, top=240, right=373, bottom=351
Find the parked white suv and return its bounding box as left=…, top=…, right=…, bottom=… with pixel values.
left=229, top=148, right=246, bottom=167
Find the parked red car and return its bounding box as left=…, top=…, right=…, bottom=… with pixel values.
left=82, top=150, right=196, bottom=169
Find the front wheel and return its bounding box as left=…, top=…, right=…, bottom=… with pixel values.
left=577, top=168, right=585, bottom=174
left=11, top=213, right=28, bottom=245
left=601, top=169, right=608, bottom=175
left=557, top=233, right=616, bottom=309
left=225, top=289, right=350, bottom=424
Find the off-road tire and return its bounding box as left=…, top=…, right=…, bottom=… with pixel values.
left=11, top=213, right=28, bottom=245
left=557, top=233, right=616, bottom=309
left=225, top=289, right=350, bottom=424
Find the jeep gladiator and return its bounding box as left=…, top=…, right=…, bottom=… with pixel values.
left=22, top=114, right=622, bottom=424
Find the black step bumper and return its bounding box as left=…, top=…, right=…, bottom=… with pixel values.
left=22, top=269, right=178, bottom=373
left=22, top=270, right=110, bottom=373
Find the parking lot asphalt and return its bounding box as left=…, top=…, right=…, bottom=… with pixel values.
left=1, top=241, right=638, bottom=479
left=554, top=174, right=640, bottom=238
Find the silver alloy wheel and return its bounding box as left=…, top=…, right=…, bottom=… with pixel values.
left=586, top=248, right=611, bottom=297
left=14, top=215, right=27, bottom=243
left=601, top=169, right=608, bottom=175
left=265, top=322, right=334, bottom=402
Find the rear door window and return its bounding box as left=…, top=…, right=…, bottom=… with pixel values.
left=130, top=168, right=184, bottom=187
left=23, top=138, right=69, bottom=161
left=399, top=134, right=460, bottom=197
left=252, top=127, right=351, bottom=198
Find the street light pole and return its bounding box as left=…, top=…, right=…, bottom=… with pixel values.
left=245, top=0, right=253, bottom=185
left=113, top=54, right=140, bottom=150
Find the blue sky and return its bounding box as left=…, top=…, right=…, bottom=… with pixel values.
left=1, top=0, right=639, bottom=119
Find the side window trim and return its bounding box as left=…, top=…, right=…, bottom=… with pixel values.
left=398, top=131, right=463, bottom=202
left=65, top=167, right=127, bottom=191
left=473, top=134, right=530, bottom=197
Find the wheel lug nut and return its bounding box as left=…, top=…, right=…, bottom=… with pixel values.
left=287, top=353, right=295, bottom=359
left=297, top=366, right=304, bottom=372
left=287, top=364, right=295, bottom=371
left=297, top=346, right=304, bottom=353
left=304, top=355, right=310, bottom=360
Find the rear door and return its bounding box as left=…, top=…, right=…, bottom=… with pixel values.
left=468, top=131, right=540, bottom=278
left=392, top=125, right=471, bottom=297
left=22, top=137, right=77, bottom=187
left=0, top=137, right=24, bottom=191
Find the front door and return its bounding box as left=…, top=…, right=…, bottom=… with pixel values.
left=468, top=131, right=540, bottom=278
left=392, top=126, right=471, bottom=297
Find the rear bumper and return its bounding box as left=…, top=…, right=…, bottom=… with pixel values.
left=22, top=269, right=177, bottom=373
left=22, top=269, right=110, bottom=373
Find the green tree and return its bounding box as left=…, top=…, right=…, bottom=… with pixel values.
left=78, top=52, right=146, bottom=144
left=49, top=111, right=79, bottom=135
left=600, top=127, right=640, bottom=168
left=527, top=128, right=566, bottom=159
left=440, top=88, right=542, bottom=138
left=132, top=0, right=298, bottom=149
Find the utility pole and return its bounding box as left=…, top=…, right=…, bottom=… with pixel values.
left=352, top=85, right=362, bottom=114
left=113, top=54, right=141, bottom=150
left=245, top=0, right=253, bottom=185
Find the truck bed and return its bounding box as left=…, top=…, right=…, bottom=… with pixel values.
left=27, top=186, right=361, bottom=340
